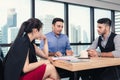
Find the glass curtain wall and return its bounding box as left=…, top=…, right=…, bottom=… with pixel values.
left=68, top=5, right=91, bottom=55
left=35, top=0, right=64, bottom=45
left=115, top=11, right=120, bottom=34
left=0, top=0, right=31, bottom=56
left=94, top=8, right=111, bottom=39
left=35, top=0, right=64, bottom=34
left=0, top=0, right=116, bottom=57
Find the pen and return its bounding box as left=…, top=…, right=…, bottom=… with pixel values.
left=78, top=57, right=90, bottom=59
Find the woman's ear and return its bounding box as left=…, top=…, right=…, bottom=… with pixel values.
left=32, top=28, right=38, bottom=33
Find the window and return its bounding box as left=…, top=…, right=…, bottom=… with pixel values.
left=0, top=0, right=31, bottom=56
left=94, top=8, right=111, bottom=38
left=115, top=11, right=120, bottom=34
left=68, top=5, right=91, bottom=43
left=35, top=0, right=64, bottom=34
left=68, top=5, right=91, bottom=55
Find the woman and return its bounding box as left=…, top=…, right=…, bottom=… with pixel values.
left=3, top=18, right=60, bottom=80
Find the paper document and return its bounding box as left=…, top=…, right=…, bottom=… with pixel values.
left=52, top=56, right=89, bottom=62
left=52, top=56, right=75, bottom=60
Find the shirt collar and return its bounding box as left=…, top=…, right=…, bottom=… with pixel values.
left=100, top=32, right=111, bottom=41
left=51, top=31, right=61, bottom=37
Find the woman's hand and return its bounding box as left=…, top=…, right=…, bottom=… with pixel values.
left=47, top=57, right=54, bottom=63
left=39, top=34, right=47, bottom=41
left=39, top=60, right=50, bottom=64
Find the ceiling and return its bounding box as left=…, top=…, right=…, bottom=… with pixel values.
left=96, top=0, right=120, bottom=5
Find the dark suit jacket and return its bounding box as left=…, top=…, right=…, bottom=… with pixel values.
left=3, top=35, right=37, bottom=80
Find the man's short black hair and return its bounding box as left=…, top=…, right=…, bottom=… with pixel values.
left=52, top=18, right=64, bottom=24
left=97, top=18, right=112, bottom=27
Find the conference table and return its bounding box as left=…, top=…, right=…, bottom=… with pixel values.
left=52, top=57, right=120, bottom=80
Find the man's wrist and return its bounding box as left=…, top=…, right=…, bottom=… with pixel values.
left=98, top=53, right=102, bottom=57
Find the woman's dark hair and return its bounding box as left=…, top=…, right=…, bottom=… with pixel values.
left=52, top=18, right=64, bottom=24
left=16, top=18, right=43, bottom=38
left=97, top=18, right=112, bottom=27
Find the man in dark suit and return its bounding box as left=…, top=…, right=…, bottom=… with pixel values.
left=87, top=18, right=120, bottom=80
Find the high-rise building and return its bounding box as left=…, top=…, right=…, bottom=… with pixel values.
left=70, top=24, right=82, bottom=55
left=1, top=8, right=17, bottom=56
left=1, top=25, right=8, bottom=43
left=8, top=27, right=18, bottom=43
left=0, top=30, right=2, bottom=43
left=7, top=8, right=17, bottom=27
left=2, top=8, right=17, bottom=43
left=42, top=15, right=54, bottom=34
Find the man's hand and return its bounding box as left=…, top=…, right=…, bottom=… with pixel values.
left=55, top=51, right=62, bottom=57
left=66, top=50, right=73, bottom=56
left=87, top=49, right=98, bottom=57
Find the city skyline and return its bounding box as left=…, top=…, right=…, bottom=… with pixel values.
left=0, top=10, right=90, bottom=56
left=0, top=8, right=18, bottom=56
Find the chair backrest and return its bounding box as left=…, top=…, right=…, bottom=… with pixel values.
left=0, top=46, right=4, bottom=61
left=0, top=46, right=4, bottom=80
left=0, top=58, right=3, bottom=80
